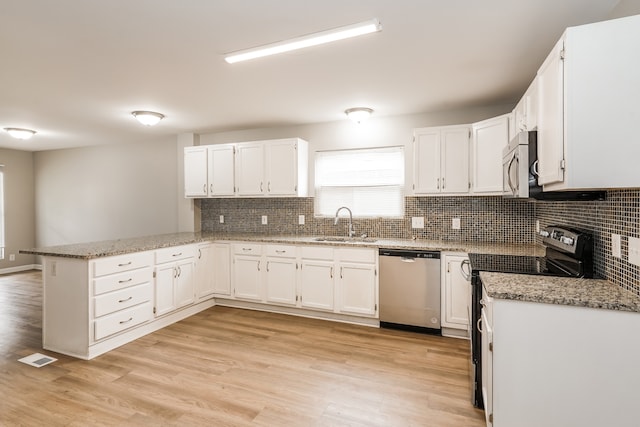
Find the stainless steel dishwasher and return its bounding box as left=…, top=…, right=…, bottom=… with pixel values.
left=379, top=249, right=441, bottom=334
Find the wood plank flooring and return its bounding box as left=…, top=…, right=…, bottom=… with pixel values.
left=0, top=270, right=485, bottom=426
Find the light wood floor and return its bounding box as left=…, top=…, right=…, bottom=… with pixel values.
left=0, top=270, right=485, bottom=426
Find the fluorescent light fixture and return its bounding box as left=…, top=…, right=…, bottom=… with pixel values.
left=345, top=107, right=373, bottom=124
left=3, top=127, right=36, bottom=140
left=225, top=18, right=382, bottom=64
left=132, top=111, right=164, bottom=126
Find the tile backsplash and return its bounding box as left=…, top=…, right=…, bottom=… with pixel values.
left=535, top=189, right=640, bottom=296
left=202, top=190, right=640, bottom=297
left=200, top=196, right=534, bottom=243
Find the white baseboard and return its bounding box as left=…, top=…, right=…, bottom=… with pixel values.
left=0, top=264, right=42, bottom=275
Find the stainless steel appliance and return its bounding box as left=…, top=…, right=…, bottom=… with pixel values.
left=502, top=130, right=606, bottom=201
left=468, top=225, right=594, bottom=408
left=379, top=249, right=441, bottom=333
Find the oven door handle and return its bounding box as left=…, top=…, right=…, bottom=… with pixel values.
left=477, top=317, right=483, bottom=333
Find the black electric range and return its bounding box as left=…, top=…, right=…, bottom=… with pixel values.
left=468, top=225, right=594, bottom=409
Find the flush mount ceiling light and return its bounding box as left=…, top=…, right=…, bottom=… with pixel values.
left=345, top=107, right=373, bottom=124
left=3, top=127, right=37, bottom=140
left=224, top=18, right=382, bottom=64
left=131, top=111, right=164, bottom=126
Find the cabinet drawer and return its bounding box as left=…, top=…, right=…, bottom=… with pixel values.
left=155, top=245, right=196, bottom=264
left=93, top=267, right=152, bottom=296
left=92, top=252, right=154, bottom=277
left=94, top=282, right=153, bottom=318
left=337, top=248, right=376, bottom=263
left=93, top=302, right=152, bottom=341
left=300, top=246, right=334, bottom=260
left=265, top=244, right=296, bottom=257
left=233, top=243, right=263, bottom=255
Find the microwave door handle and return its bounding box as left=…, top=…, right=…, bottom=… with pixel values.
left=507, top=153, right=517, bottom=194
left=513, top=155, right=520, bottom=193
left=532, top=159, right=540, bottom=177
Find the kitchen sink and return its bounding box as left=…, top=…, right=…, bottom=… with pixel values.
left=313, top=236, right=377, bottom=243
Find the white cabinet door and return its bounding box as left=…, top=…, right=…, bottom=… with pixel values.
left=536, top=36, right=565, bottom=186
left=442, top=254, right=470, bottom=329
left=265, top=140, right=298, bottom=196
left=299, top=260, right=334, bottom=311
left=414, top=125, right=470, bottom=194
left=175, top=259, right=195, bottom=308
left=184, top=147, right=208, bottom=197
left=208, top=145, right=235, bottom=196
left=195, top=243, right=214, bottom=301
left=441, top=127, right=470, bottom=194
left=337, top=262, right=377, bottom=317
left=236, top=143, right=265, bottom=196
left=212, top=243, right=231, bottom=296
left=265, top=257, right=297, bottom=306
left=471, top=114, right=509, bottom=194
left=233, top=255, right=263, bottom=301
left=481, top=305, right=494, bottom=427
left=154, top=263, right=176, bottom=317
left=413, top=130, right=441, bottom=193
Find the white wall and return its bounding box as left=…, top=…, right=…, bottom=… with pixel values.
left=200, top=104, right=513, bottom=194
left=34, top=137, right=180, bottom=246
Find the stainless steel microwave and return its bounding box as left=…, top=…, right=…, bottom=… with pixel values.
left=502, top=131, right=537, bottom=198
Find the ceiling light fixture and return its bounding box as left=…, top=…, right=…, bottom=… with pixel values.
left=131, top=111, right=165, bottom=126
left=345, top=107, right=373, bottom=124
left=224, top=18, right=382, bottom=64
left=3, top=127, right=37, bottom=140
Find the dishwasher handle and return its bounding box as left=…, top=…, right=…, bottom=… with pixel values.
left=400, top=257, right=416, bottom=263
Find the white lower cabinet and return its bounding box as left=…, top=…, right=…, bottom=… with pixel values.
left=154, top=245, right=196, bottom=317
left=336, top=248, right=378, bottom=317
left=265, top=245, right=298, bottom=306
left=299, top=259, right=335, bottom=311
left=195, top=243, right=215, bottom=301
left=233, top=243, right=263, bottom=301
left=212, top=243, right=231, bottom=296
left=441, top=253, right=471, bottom=336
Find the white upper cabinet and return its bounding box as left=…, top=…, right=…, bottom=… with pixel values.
left=413, top=125, right=470, bottom=195
left=511, top=78, right=538, bottom=141
left=471, top=114, right=510, bottom=195
left=184, top=147, right=209, bottom=197
left=184, top=144, right=235, bottom=198
left=185, top=138, right=308, bottom=198
left=536, top=15, right=640, bottom=190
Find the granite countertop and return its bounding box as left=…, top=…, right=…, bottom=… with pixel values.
left=480, top=271, right=640, bottom=314
left=20, top=232, right=544, bottom=260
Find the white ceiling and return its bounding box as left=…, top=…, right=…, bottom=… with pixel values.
left=0, top=0, right=625, bottom=151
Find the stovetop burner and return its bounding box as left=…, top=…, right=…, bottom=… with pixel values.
left=468, top=253, right=556, bottom=276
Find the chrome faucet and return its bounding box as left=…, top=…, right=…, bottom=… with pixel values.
left=334, top=206, right=355, bottom=238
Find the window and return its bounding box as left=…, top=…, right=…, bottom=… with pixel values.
left=315, top=146, right=404, bottom=218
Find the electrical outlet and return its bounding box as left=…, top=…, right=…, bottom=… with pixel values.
left=261, top=215, right=268, bottom=225
left=411, top=217, right=424, bottom=229
left=629, top=237, right=640, bottom=266
left=9, top=254, right=15, bottom=261
left=298, top=215, right=305, bottom=225
left=219, top=215, right=224, bottom=224
left=452, top=218, right=461, bottom=230
left=611, top=233, right=622, bottom=258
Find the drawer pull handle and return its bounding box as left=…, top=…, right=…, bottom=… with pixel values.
left=118, top=278, right=133, bottom=284
left=275, top=250, right=286, bottom=254
left=172, top=252, right=183, bottom=257
left=118, top=262, right=132, bottom=267
left=242, top=248, right=252, bottom=251
left=119, top=317, right=133, bottom=324
left=118, top=296, right=133, bottom=303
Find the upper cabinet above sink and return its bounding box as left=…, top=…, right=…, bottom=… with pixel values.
left=184, top=138, right=308, bottom=199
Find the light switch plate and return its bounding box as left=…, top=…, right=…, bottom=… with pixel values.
left=452, top=218, right=461, bottom=230
left=411, top=217, right=424, bottom=229
left=219, top=215, right=224, bottom=224
left=261, top=215, right=268, bottom=225
left=611, top=233, right=622, bottom=258
left=298, top=215, right=305, bottom=225
left=629, top=236, right=640, bottom=266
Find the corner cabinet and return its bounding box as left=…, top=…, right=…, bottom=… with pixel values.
left=413, top=125, right=471, bottom=195
left=471, top=114, right=510, bottom=195
left=185, top=138, right=308, bottom=198
left=536, top=15, right=640, bottom=190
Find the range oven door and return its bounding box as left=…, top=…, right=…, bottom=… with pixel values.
left=470, top=269, right=484, bottom=408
